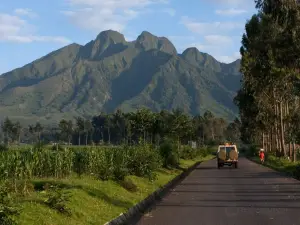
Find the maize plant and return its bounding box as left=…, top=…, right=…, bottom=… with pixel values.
left=0, top=144, right=163, bottom=195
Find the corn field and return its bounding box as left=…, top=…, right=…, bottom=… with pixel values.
left=0, top=145, right=163, bottom=191
left=0, top=143, right=212, bottom=194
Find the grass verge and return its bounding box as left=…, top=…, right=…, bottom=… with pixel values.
left=14, top=155, right=214, bottom=225
left=248, top=155, right=300, bottom=180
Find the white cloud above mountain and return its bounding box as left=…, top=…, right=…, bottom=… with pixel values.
left=14, top=8, right=37, bottom=18
left=215, top=8, right=247, bottom=16
left=0, top=11, right=70, bottom=44
left=62, top=0, right=170, bottom=32
left=180, top=16, right=244, bottom=35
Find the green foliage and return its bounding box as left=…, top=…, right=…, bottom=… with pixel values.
left=50, top=144, right=65, bottom=151
left=180, top=145, right=198, bottom=160
left=235, top=0, right=300, bottom=158
left=0, top=183, right=20, bottom=225
left=159, top=140, right=179, bottom=168
left=253, top=154, right=300, bottom=180
left=44, top=185, right=72, bottom=216
left=245, top=145, right=259, bottom=157
left=119, top=177, right=138, bottom=193
left=0, top=144, right=8, bottom=152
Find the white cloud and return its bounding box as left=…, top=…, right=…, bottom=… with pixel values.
left=14, top=8, right=37, bottom=18
left=215, top=8, right=247, bottom=16
left=217, top=52, right=241, bottom=63
left=0, top=13, right=71, bottom=44
left=188, top=44, right=240, bottom=63
left=204, top=35, right=233, bottom=45
left=162, top=8, right=176, bottom=16
left=62, top=0, right=169, bottom=32
left=168, top=35, right=195, bottom=41
left=184, top=43, right=220, bottom=53
left=175, top=39, right=240, bottom=63
left=180, top=16, right=243, bottom=35
left=209, top=0, right=251, bottom=7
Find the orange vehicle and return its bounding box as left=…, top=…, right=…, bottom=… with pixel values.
left=217, top=142, right=239, bottom=169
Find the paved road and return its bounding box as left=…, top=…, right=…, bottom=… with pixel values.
left=135, top=157, right=300, bottom=225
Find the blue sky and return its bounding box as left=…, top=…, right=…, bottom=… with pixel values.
left=0, top=0, right=257, bottom=74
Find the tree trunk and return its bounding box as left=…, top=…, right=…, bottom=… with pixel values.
left=289, top=143, right=292, bottom=160
left=38, top=132, right=41, bottom=144
left=279, top=101, right=286, bottom=156
left=293, top=142, right=296, bottom=162
left=108, top=127, right=111, bottom=144
left=85, top=132, right=88, bottom=146
left=78, top=132, right=81, bottom=146
left=262, top=132, right=265, bottom=150
left=177, top=136, right=180, bottom=164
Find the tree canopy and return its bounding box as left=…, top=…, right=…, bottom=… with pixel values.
left=235, top=0, right=300, bottom=160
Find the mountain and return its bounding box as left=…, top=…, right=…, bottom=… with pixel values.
left=0, top=30, right=241, bottom=125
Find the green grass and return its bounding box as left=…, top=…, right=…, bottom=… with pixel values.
left=14, top=155, right=214, bottom=225
left=249, top=155, right=300, bottom=178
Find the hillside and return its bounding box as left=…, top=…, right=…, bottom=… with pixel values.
left=0, top=30, right=241, bottom=125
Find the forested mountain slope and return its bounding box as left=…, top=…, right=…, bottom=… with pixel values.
left=0, top=30, right=241, bottom=124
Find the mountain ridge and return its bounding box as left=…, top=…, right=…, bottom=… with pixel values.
left=0, top=30, right=241, bottom=125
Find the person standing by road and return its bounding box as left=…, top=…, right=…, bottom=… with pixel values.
left=259, top=149, right=265, bottom=164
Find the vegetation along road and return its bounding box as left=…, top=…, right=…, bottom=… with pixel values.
left=135, top=157, right=300, bottom=225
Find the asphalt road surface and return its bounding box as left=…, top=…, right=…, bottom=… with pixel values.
left=135, top=157, right=300, bottom=225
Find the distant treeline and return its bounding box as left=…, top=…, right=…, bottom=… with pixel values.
left=0, top=109, right=241, bottom=146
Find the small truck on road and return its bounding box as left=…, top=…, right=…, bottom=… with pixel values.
left=217, top=142, right=239, bottom=169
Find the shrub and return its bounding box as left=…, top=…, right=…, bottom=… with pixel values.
left=180, top=145, right=197, bottom=160
left=0, top=144, right=8, bottom=152
left=159, top=140, right=179, bottom=168
left=292, top=164, right=300, bottom=180
left=94, top=148, right=114, bottom=181
left=119, top=178, right=138, bottom=192
left=126, top=144, right=161, bottom=180
left=0, top=183, right=20, bottom=225
left=245, top=144, right=258, bottom=156
left=111, top=148, right=129, bottom=181
left=44, top=185, right=72, bottom=216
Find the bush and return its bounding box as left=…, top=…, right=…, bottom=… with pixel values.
left=159, top=140, right=179, bottom=168
left=0, top=144, right=8, bottom=152
left=119, top=178, right=138, bottom=192
left=0, top=183, right=20, bottom=225
left=292, top=164, right=300, bottom=180
left=126, top=144, right=161, bottom=180
left=111, top=148, right=129, bottom=181
left=245, top=144, right=258, bottom=156
left=44, top=185, right=72, bottom=216
left=180, top=145, right=197, bottom=160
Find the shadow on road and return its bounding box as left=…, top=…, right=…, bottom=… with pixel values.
left=156, top=204, right=300, bottom=209
left=178, top=182, right=299, bottom=186
left=171, top=190, right=300, bottom=194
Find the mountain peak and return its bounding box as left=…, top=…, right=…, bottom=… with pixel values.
left=96, top=30, right=125, bottom=43
left=181, top=47, right=205, bottom=66
left=139, top=31, right=155, bottom=37
left=181, top=47, right=222, bottom=71
left=135, top=31, right=177, bottom=55
left=183, top=47, right=200, bottom=53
